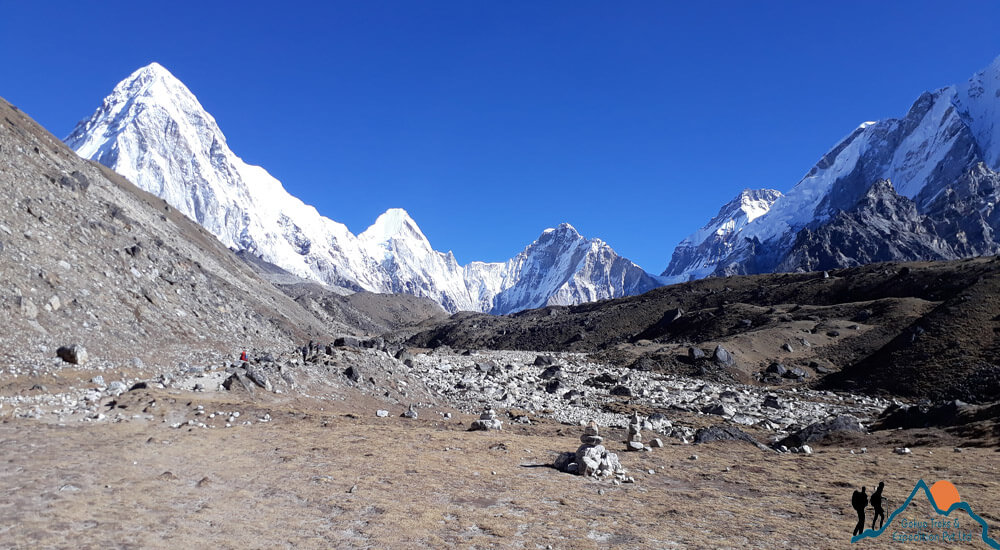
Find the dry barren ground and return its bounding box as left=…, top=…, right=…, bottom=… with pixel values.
left=1, top=391, right=998, bottom=549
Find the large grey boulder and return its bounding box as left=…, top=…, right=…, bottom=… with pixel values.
left=712, top=345, right=734, bottom=366
left=774, top=415, right=865, bottom=449
left=245, top=365, right=272, bottom=392
left=693, top=425, right=769, bottom=450
left=57, top=344, right=88, bottom=365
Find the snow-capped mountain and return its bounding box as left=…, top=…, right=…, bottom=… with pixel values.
left=65, top=62, right=656, bottom=314
left=664, top=54, right=1000, bottom=278
left=487, top=224, right=661, bottom=315
left=661, top=188, right=782, bottom=283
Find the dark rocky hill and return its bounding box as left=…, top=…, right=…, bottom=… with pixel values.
left=404, top=257, right=1000, bottom=403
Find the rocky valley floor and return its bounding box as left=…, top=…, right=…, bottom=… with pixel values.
left=2, top=346, right=999, bottom=549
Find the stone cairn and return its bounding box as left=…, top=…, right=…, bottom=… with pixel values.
left=626, top=412, right=646, bottom=451
left=470, top=407, right=503, bottom=431
left=554, top=421, right=628, bottom=481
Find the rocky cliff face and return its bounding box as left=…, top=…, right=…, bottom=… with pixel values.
left=65, top=63, right=657, bottom=314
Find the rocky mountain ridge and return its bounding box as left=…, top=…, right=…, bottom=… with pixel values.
left=664, top=55, right=1000, bottom=280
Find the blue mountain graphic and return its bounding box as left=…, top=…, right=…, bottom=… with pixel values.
left=852, top=479, right=1000, bottom=548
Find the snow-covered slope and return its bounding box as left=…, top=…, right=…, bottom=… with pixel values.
left=65, top=63, right=657, bottom=314
left=664, top=54, right=1000, bottom=278
left=488, top=224, right=660, bottom=315
left=661, top=188, right=782, bottom=283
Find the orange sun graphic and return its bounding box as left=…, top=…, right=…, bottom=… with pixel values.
left=930, top=480, right=961, bottom=510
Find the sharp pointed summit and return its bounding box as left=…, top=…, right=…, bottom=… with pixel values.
left=64, top=64, right=658, bottom=314
left=360, top=208, right=427, bottom=244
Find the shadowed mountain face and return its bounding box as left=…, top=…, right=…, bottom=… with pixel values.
left=777, top=169, right=1000, bottom=273
left=664, top=56, right=1000, bottom=281
left=404, top=256, right=1000, bottom=403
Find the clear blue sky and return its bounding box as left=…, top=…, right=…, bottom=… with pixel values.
left=3, top=1, right=1000, bottom=271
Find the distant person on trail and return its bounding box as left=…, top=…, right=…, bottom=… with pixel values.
left=240, top=350, right=248, bottom=362
left=871, top=482, right=886, bottom=531
left=852, top=486, right=869, bottom=536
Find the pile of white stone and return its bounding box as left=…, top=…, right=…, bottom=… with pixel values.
left=553, top=421, right=632, bottom=483
left=469, top=407, right=503, bottom=431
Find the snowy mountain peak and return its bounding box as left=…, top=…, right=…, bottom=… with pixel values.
left=660, top=188, right=782, bottom=282
left=541, top=223, right=581, bottom=238
left=65, top=61, right=226, bottom=172
left=734, top=188, right=783, bottom=222
left=65, top=63, right=660, bottom=315
left=360, top=208, right=426, bottom=244
left=662, top=54, right=1000, bottom=282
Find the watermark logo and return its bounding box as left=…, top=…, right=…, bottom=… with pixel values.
left=850, top=479, right=1000, bottom=547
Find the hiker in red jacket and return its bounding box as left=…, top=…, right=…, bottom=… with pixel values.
left=240, top=350, right=248, bottom=362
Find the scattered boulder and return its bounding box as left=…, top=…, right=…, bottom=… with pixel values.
left=222, top=371, right=255, bottom=393
left=630, top=355, right=658, bottom=371
left=343, top=365, right=362, bottom=383
left=783, top=366, right=808, bottom=379
left=59, top=170, right=90, bottom=192
left=712, top=345, right=734, bottom=366
left=766, top=363, right=787, bottom=376
left=56, top=344, right=88, bottom=365
left=781, top=343, right=794, bottom=353
left=693, top=425, right=768, bottom=450
left=245, top=365, right=272, bottom=392
left=762, top=395, right=782, bottom=409
left=688, top=347, right=706, bottom=361
left=609, top=385, right=632, bottom=397
left=401, top=405, right=418, bottom=419
left=871, top=400, right=991, bottom=430
left=533, top=355, right=554, bottom=367
left=376, top=410, right=389, bottom=418
left=584, top=372, right=619, bottom=388
left=701, top=403, right=735, bottom=417
left=539, top=365, right=563, bottom=379
left=333, top=336, right=361, bottom=348
left=361, top=337, right=385, bottom=350
left=544, top=379, right=564, bottom=394
left=774, top=415, right=865, bottom=449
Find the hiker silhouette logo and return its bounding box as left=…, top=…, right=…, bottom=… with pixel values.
left=850, top=479, right=1000, bottom=547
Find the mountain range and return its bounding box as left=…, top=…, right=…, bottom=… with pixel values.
left=65, top=56, right=1000, bottom=312
left=663, top=55, right=1000, bottom=281
left=65, top=63, right=659, bottom=314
